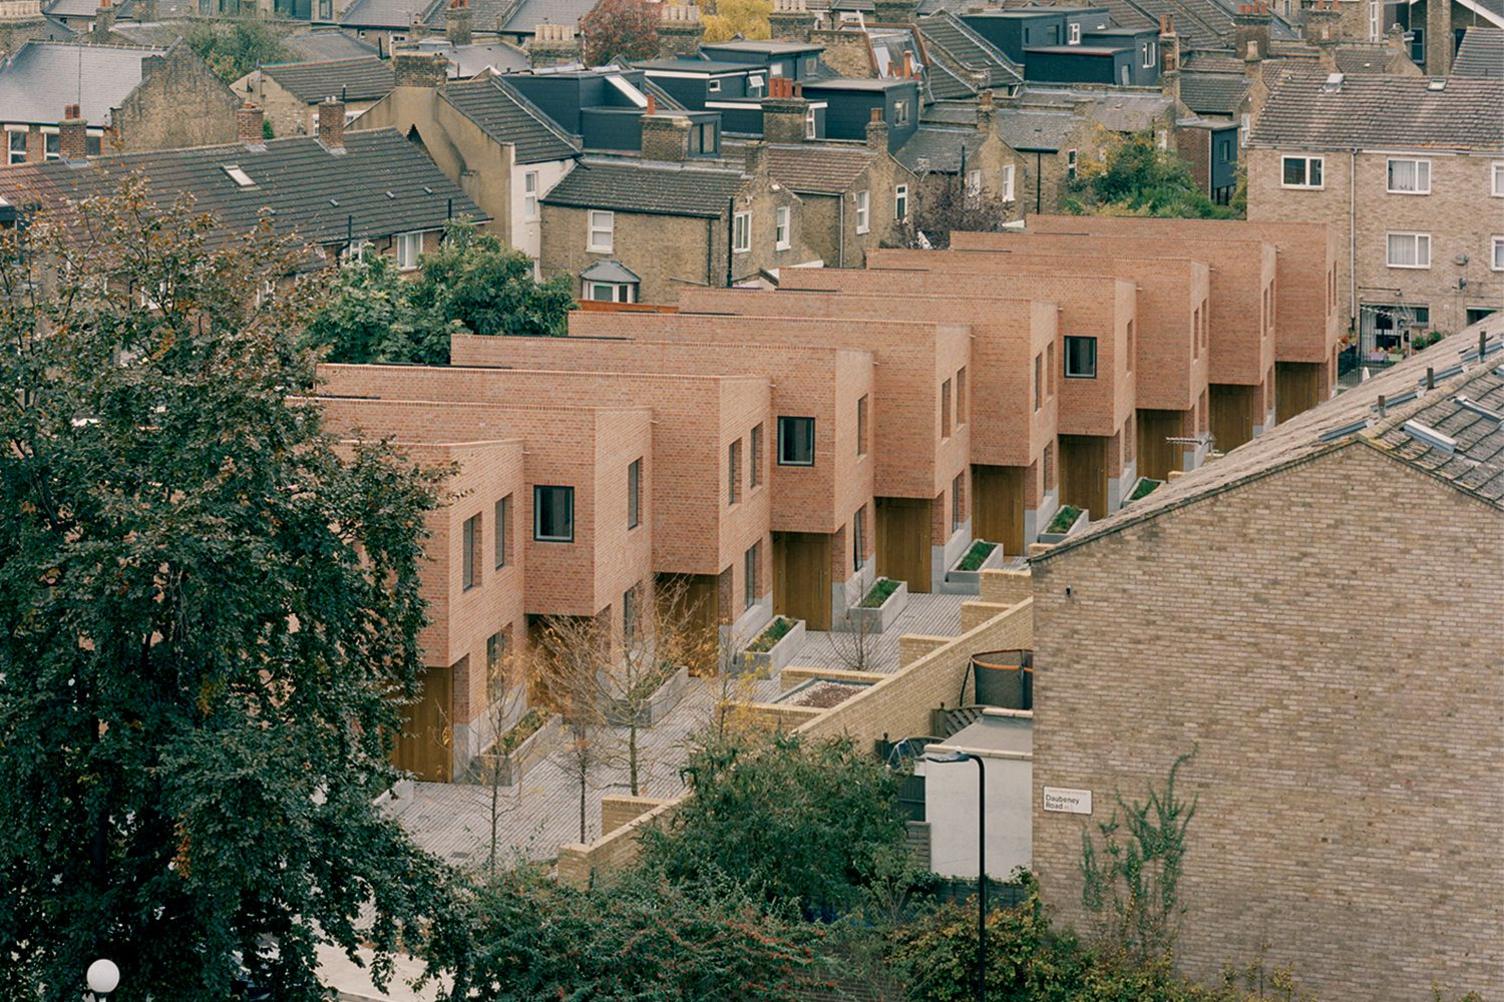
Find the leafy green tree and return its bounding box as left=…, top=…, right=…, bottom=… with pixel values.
left=1064, top=133, right=1237, bottom=220
left=304, top=254, right=443, bottom=365
left=183, top=18, right=293, bottom=82
left=455, top=863, right=823, bottom=1000
left=639, top=732, right=907, bottom=916
left=580, top=0, right=660, bottom=64
left=0, top=181, right=462, bottom=1000
left=700, top=0, right=771, bottom=41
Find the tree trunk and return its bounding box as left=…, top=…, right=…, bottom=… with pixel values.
left=628, top=723, right=639, bottom=796
left=577, top=763, right=587, bottom=843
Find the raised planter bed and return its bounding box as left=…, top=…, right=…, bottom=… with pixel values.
left=605, top=664, right=690, bottom=727
left=1122, top=476, right=1163, bottom=506
left=944, top=540, right=1005, bottom=593
left=1037, top=504, right=1088, bottom=544
left=839, top=577, right=909, bottom=633
left=737, top=616, right=806, bottom=675
left=482, top=710, right=560, bottom=787
left=772, top=676, right=874, bottom=709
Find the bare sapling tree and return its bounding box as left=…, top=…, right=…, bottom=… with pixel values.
left=829, top=607, right=881, bottom=672
left=479, top=637, right=530, bottom=875
left=534, top=611, right=618, bottom=844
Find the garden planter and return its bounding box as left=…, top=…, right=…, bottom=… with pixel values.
left=1122, top=476, right=1163, bottom=507
left=840, top=578, right=909, bottom=632
left=943, top=540, right=1005, bottom=594
left=484, top=712, right=560, bottom=787
left=605, top=665, right=690, bottom=727
left=1037, top=505, right=1088, bottom=544
left=738, top=617, right=806, bottom=675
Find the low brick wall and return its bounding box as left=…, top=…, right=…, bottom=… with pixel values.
left=779, top=666, right=889, bottom=691
left=739, top=703, right=827, bottom=731
left=600, top=795, right=673, bottom=836
left=960, top=600, right=1012, bottom=632
left=553, top=597, right=1035, bottom=889
left=898, top=634, right=951, bottom=668
left=980, top=568, right=1032, bottom=606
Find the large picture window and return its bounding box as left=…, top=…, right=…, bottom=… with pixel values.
left=533, top=485, right=574, bottom=542
left=777, top=416, right=815, bottom=466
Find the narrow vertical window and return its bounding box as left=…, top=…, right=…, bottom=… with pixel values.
left=627, top=459, right=642, bottom=529
left=462, top=513, right=480, bottom=590
left=494, top=494, right=511, bottom=568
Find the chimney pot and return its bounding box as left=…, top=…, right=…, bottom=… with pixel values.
left=59, top=103, right=87, bottom=160
left=318, top=97, right=346, bottom=152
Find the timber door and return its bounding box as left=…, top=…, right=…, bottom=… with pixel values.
left=1209, top=384, right=1257, bottom=452
left=876, top=497, right=932, bottom=593
left=658, top=572, right=720, bottom=673
left=773, top=532, right=832, bottom=631
left=971, top=465, right=1025, bottom=556
left=1136, top=409, right=1185, bottom=482
left=1058, top=435, right=1108, bottom=519
left=392, top=663, right=453, bottom=782
left=1275, top=362, right=1322, bottom=423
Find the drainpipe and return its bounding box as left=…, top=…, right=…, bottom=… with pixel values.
left=838, top=194, right=845, bottom=267
left=706, top=217, right=715, bottom=287
left=1035, top=151, right=1043, bottom=214
left=1348, top=147, right=1357, bottom=336
left=726, top=196, right=735, bottom=287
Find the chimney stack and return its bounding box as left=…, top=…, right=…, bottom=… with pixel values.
left=91, top=0, right=115, bottom=40
left=393, top=49, right=449, bottom=88
left=446, top=0, right=472, bottom=47
left=1159, top=14, right=1181, bottom=108
left=761, top=82, right=811, bottom=142
left=1424, top=0, right=1450, bottom=73
left=865, top=105, right=889, bottom=151
left=768, top=0, right=817, bottom=42
left=657, top=2, right=704, bottom=58
left=529, top=23, right=581, bottom=68
left=59, top=103, right=87, bottom=160
left=976, top=87, right=994, bottom=132
left=236, top=102, right=265, bottom=145
left=639, top=113, right=692, bottom=161
left=1233, top=1, right=1270, bottom=65
left=318, top=96, right=345, bottom=152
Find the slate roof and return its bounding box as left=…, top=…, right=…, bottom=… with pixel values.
left=1452, top=26, right=1504, bottom=78
left=405, top=36, right=529, bottom=75
left=917, top=11, right=1024, bottom=88
left=761, top=142, right=876, bottom=193
left=422, top=0, right=516, bottom=32
left=340, top=0, right=439, bottom=30
left=0, top=128, right=483, bottom=248
left=1036, top=325, right=1504, bottom=562
left=540, top=157, right=745, bottom=217
left=993, top=107, right=1076, bottom=150
left=925, top=57, right=980, bottom=100
left=493, top=0, right=599, bottom=35
left=1178, top=70, right=1247, bottom=114
left=895, top=125, right=986, bottom=173
left=0, top=40, right=163, bottom=127
left=283, top=27, right=379, bottom=62
left=1249, top=68, right=1504, bottom=151
left=261, top=56, right=395, bottom=104
left=580, top=258, right=640, bottom=283
left=440, top=75, right=578, bottom=163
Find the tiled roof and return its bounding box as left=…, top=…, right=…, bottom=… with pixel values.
left=895, top=125, right=986, bottom=173
left=1037, top=325, right=1504, bottom=561
left=1178, top=70, right=1247, bottom=114
left=0, top=129, right=483, bottom=247
left=1453, top=26, right=1504, bottom=78
left=1249, top=68, right=1504, bottom=151
left=261, top=56, right=395, bottom=104
left=761, top=142, right=876, bottom=193
left=925, top=57, right=980, bottom=100
left=917, top=11, right=1023, bottom=87
left=340, top=0, right=440, bottom=30
left=540, top=157, right=745, bottom=217
left=440, top=76, right=578, bottom=164
left=0, top=40, right=163, bottom=127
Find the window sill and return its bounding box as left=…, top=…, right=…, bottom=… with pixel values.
left=1385, top=264, right=1431, bottom=270
left=1385, top=189, right=1430, bottom=196
left=587, top=246, right=613, bottom=254
left=775, top=242, right=791, bottom=251
left=534, top=536, right=574, bottom=544
left=777, top=461, right=815, bottom=468
left=1064, top=373, right=1098, bottom=379
left=1280, top=184, right=1323, bottom=191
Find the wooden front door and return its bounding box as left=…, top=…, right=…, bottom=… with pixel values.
left=1136, top=409, right=1185, bottom=482
left=876, top=496, right=932, bottom=593
left=971, top=465, right=1025, bottom=556
left=392, top=663, right=453, bottom=782
left=1210, top=383, right=1257, bottom=452
left=1276, top=361, right=1322, bottom=424
left=1059, top=435, right=1108, bottom=519
left=773, top=531, right=832, bottom=631
left=658, top=572, right=720, bottom=674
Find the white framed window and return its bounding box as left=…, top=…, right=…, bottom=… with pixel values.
left=395, top=231, right=422, bottom=271
left=1000, top=163, right=1015, bottom=202
left=1492, top=236, right=1504, bottom=271
left=340, top=239, right=370, bottom=265
left=1386, top=158, right=1431, bottom=194
left=1144, top=40, right=1156, bottom=68
left=43, top=133, right=59, bottom=161
left=1066, top=148, right=1078, bottom=180
left=588, top=209, right=614, bottom=252
left=1068, top=21, right=1081, bottom=43
left=894, top=99, right=909, bottom=125
left=1386, top=231, right=1431, bottom=269
left=585, top=280, right=636, bottom=303
left=774, top=205, right=790, bottom=249
left=855, top=189, right=870, bottom=234
left=895, top=183, right=908, bottom=221
left=965, top=169, right=981, bottom=199
left=1492, top=162, right=1504, bottom=197
left=805, top=106, right=817, bottom=139
left=708, top=78, right=722, bottom=93
left=524, top=170, right=539, bottom=219
left=806, top=56, right=817, bottom=73
left=7, top=130, right=25, bottom=165
left=733, top=210, right=751, bottom=253
left=1281, top=155, right=1323, bottom=189
left=1240, top=112, right=1250, bottom=148
left=748, top=72, right=764, bottom=95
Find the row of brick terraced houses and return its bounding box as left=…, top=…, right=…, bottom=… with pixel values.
left=312, top=213, right=1340, bottom=779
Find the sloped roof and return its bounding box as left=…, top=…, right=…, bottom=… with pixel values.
left=340, top=0, right=439, bottom=30
left=926, top=58, right=979, bottom=100
left=0, top=129, right=483, bottom=247
left=262, top=56, right=395, bottom=104
left=993, top=107, right=1077, bottom=150
left=440, top=75, right=578, bottom=164
left=422, top=0, right=517, bottom=31
left=761, top=142, right=876, bottom=193
left=1453, top=26, right=1504, bottom=78
left=1036, top=326, right=1504, bottom=562
left=284, top=27, right=379, bottom=62
left=1249, top=68, right=1504, bottom=151
left=580, top=258, right=640, bottom=283
left=1178, top=70, right=1247, bottom=114
left=895, top=125, right=986, bottom=173
left=917, top=11, right=1024, bottom=87
left=405, top=36, right=530, bottom=75
left=541, top=157, right=745, bottom=217
left=0, top=40, right=164, bottom=127
left=497, top=0, right=599, bottom=35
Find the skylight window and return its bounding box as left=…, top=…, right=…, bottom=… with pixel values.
left=222, top=164, right=255, bottom=188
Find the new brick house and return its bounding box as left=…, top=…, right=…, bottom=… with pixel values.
left=1029, top=324, right=1504, bottom=1002
left=1247, top=68, right=1504, bottom=350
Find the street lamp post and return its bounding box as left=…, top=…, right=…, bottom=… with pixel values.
left=926, top=750, right=987, bottom=1002
left=86, top=958, right=120, bottom=1002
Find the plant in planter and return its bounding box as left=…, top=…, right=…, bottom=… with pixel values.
left=955, top=540, right=998, bottom=572
left=1127, top=477, right=1163, bottom=504
left=747, top=616, right=795, bottom=653
left=1046, top=504, right=1083, bottom=536
left=860, top=577, right=901, bottom=607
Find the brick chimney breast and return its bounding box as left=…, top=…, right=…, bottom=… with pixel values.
left=447, top=0, right=472, bottom=47
left=529, top=22, right=581, bottom=68
left=59, top=103, right=87, bottom=160
left=657, top=2, right=704, bottom=58
left=393, top=50, right=448, bottom=88
left=236, top=102, right=265, bottom=145
left=318, top=96, right=345, bottom=152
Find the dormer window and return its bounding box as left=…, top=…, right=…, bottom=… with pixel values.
left=222, top=164, right=255, bottom=187
left=708, top=78, right=722, bottom=93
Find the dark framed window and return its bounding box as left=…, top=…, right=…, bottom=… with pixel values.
left=744, top=542, right=759, bottom=610
left=494, top=494, right=511, bottom=568
left=952, top=473, right=965, bottom=531
left=777, top=416, right=815, bottom=466
left=856, top=395, right=868, bottom=456
left=486, top=629, right=508, bottom=671
left=533, top=485, right=574, bottom=542
left=623, top=583, right=640, bottom=643
left=1064, top=335, right=1097, bottom=378
left=750, top=423, right=764, bottom=487
left=462, top=513, right=481, bottom=590
left=728, top=439, right=742, bottom=505
left=1033, top=354, right=1042, bottom=411
left=853, top=504, right=866, bottom=572
left=627, top=459, right=641, bottom=529
left=941, top=378, right=952, bottom=438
